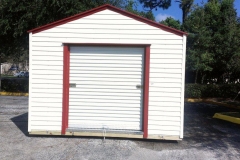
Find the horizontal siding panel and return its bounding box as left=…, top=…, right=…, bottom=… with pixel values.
left=34, top=31, right=176, bottom=37
left=148, top=125, right=180, bottom=131
left=150, top=73, right=182, bottom=78
left=150, top=64, right=182, bottom=69
left=31, top=116, right=61, bottom=121
left=70, top=70, right=142, bottom=75
left=70, top=63, right=142, bottom=68
left=69, top=96, right=141, bottom=101
left=31, top=121, right=61, bottom=126
left=31, top=70, right=63, bottom=74
left=149, top=106, right=181, bottom=112
left=31, top=102, right=62, bottom=106
left=68, top=122, right=141, bottom=130
left=69, top=96, right=140, bottom=102
left=149, top=88, right=181, bottom=92
left=149, top=101, right=181, bottom=107
left=150, top=78, right=181, bottom=83
left=150, top=68, right=182, bottom=74
left=149, top=97, right=181, bottom=102
left=31, top=65, right=63, bottom=70
left=69, top=113, right=140, bottom=118
left=32, top=55, right=63, bottom=61
left=150, top=54, right=182, bottom=59
left=69, top=85, right=139, bottom=91
left=150, top=83, right=182, bottom=88
left=31, top=98, right=62, bottom=103
left=149, top=121, right=181, bottom=126
left=70, top=56, right=142, bottom=61
left=150, top=59, right=182, bottom=64
left=32, top=111, right=62, bottom=117
left=31, top=126, right=61, bottom=131
left=69, top=81, right=141, bottom=86
left=69, top=87, right=141, bottom=93
left=32, top=61, right=63, bottom=65
left=70, top=59, right=142, bottom=64
left=32, top=86, right=62, bottom=90
left=68, top=77, right=139, bottom=84
left=69, top=67, right=142, bottom=72
left=149, top=92, right=181, bottom=98
left=69, top=102, right=141, bottom=107
left=148, top=130, right=180, bottom=136
left=70, top=74, right=141, bottom=79
left=32, top=75, right=63, bottom=80
left=31, top=79, right=63, bottom=84
left=148, top=116, right=180, bottom=121
left=69, top=116, right=140, bottom=122
left=149, top=111, right=181, bottom=117
left=69, top=91, right=141, bottom=97
left=31, top=93, right=62, bottom=98
left=32, top=46, right=63, bottom=52
left=32, top=37, right=182, bottom=44
left=31, top=107, right=62, bottom=112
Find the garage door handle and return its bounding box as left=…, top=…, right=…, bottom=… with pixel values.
left=69, top=83, right=76, bottom=88
left=136, top=85, right=142, bottom=89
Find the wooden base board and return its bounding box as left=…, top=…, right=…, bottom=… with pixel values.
left=29, top=131, right=181, bottom=140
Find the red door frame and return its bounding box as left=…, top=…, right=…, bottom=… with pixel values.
left=61, top=43, right=150, bottom=138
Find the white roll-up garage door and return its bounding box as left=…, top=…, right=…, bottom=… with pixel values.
left=68, top=46, right=144, bottom=131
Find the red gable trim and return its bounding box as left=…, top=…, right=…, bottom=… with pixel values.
left=28, top=4, right=187, bottom=36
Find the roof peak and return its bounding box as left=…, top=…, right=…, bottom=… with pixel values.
left=28, top=4, right=187, bottom=36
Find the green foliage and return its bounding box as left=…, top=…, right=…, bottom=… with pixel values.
left=125, top=1, right=155, bottom=21
left=185, top=84, right=240, bottom=99
left=159, top=17, right=181, bottom=30
left=184, top=0, right=240, bottom=83
left=0, top=0, right=127, bottom=61
left=2, top=79, right=29, bottom=92
left=185, top=84, right=202, bottom=98
left=138, top=0, right=171, bottom=10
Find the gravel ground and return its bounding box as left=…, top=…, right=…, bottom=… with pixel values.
left=0, top=96, right=240, bottom=160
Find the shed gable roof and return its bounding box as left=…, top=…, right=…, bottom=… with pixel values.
left=28, top=4, right=187, bottom=36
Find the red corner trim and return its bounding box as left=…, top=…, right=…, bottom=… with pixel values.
left=143, top=45, right=150, bottom=138
left=61, top=45, right=70, bottom=135
left=28, top=4, right=187, bottom=36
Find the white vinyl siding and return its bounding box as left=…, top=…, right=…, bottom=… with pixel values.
left=68, top=47, right=144, bottom=131
left=29, top=9, right=185, bottom=137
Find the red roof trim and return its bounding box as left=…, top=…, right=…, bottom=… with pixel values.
left=28, top=4, right=187, bottom=36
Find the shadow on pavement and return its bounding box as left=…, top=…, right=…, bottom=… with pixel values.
left=11, top=112, right=29, bottom=136
left=184, top=103, right=240, bottom=152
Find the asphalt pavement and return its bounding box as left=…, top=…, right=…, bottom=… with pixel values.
left=0, top=96, right=240, bottom=160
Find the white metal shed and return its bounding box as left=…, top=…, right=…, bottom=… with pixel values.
left=28, top=4, right=187, bottom=140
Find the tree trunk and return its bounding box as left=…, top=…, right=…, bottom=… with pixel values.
left=201, top=74, right=206, bottom=84
left=194, top=70, right=199, bottom=84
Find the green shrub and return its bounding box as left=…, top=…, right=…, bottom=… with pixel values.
left=1, top=78, right=29, bottom=92
left=185, top=83, right=240, bottom=100
left=185, top=84, right=202, bottom=98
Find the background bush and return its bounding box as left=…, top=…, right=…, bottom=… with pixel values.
left=1, top=79, right=29, bottom=92
left=185, top=84, right=240, bottom=100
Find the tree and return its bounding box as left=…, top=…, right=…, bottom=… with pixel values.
left=0, top=0, right=127, bottom=90
left=138, top=0, right=171, bottom=10
left=184, top=6, right=214, bottom=83
left=184, top=0, right=240, bottom=83
left=175, top=0, right=194, bottom=24
left=125, top=1, right=155, bottom=21
left=159, top=17, right=181, bottom=30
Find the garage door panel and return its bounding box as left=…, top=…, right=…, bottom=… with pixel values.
left=68, top=46, right=144, bottom=131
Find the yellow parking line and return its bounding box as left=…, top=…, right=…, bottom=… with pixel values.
left=0, top=92, right=28, bottom=96
left=213, top=112, right=240, bottom=125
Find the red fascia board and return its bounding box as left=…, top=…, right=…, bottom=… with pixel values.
left=63, top=43, right=151, bottom=47
left=143, top=46, right=150, bottom=138
left=61, top=45, right=70, bottom=135
left=28, top=4, right=187, bottom=36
